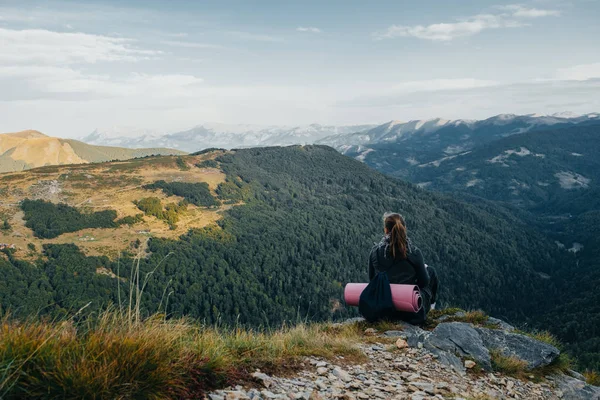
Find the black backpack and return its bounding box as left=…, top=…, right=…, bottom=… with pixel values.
left=358, top=270, right=396, bottom=322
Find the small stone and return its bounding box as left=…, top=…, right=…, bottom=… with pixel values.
left=396, top=338, right=409, bottom=349
left=316, top=361, right=327, bottom=368
left=464, top=360, right=476, bottom=369
left=349, top=381, right=362, bottom=390
left=317, top=367, right=328, bottom=376
left=407, top=373, right=421, bottom=381
left=410, top=391, right=427, bottom=400
left=364, top=328, right=377, bottom=336
left=316, top=380, right=328, bottom=390
left=251, top=371, right=274, bottom=388
left=308, top=391, right=323, bottom=400
left=260, top=390, right=277, bottom=399
left=332, top=367, right=352, bottom=382
left=417, top=342, right=423, bottom=349
left=226, top=391, right=250, bottom=400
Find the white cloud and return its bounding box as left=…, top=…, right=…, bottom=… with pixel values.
left=0, top=27, right=160, bottom=65
left=374, top=4, right=559, bottom=41
left=297, top=26, right=322, bottom=33
left=556, top=63, right=600, bottom=81
left=501, top=4, right=561, bottom=18
left=0, top=65, right=203, bottom=99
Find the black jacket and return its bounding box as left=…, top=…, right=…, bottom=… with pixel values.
left=368, top=235, right=430, bottom=288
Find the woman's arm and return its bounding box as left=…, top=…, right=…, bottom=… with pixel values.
left=411, top=248, right=430, bottom=288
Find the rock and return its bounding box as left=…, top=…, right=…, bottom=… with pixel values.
left=332, top=367, right=352, bottom=382
left=411, top=382, right=435, bottom=394
left=464, top=360, right=476, bottom=369
left=308, top=391, right=323, bottom=400
left=384, top=322, right=429, bottom=347
left=364, top=328, right=377, bottom=336
left=252, top=371, right=274, bottom=388
left=396, top=338, right=408, bottom=349
left=317, top=367, right=328, bottom=375
left=553, top=374, right=600, bottom=400
left=225, top=392, right=250, bottom=400
left=487, top=316, right=516, bottom=332
left=427, top=347, right=466, bottom=375
left=424, top=322, right=492, bottom=371
left=410, top=391, right=427, bottom=400
left=476, top=327, right=560, bottom=369
left=315, top=361, right=327, bottom=368
left=568, top=369, right=586, bottom=381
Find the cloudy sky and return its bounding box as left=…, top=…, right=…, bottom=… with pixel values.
left=0, top=0, right=599, bottom=138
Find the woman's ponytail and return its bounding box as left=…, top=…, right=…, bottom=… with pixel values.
left=384, top=213, right=408, bottom=260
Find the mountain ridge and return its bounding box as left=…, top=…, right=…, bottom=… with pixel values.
left=0, top=130, right=186, bottom=173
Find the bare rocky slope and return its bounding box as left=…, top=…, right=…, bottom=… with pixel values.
left=207, top=311, right=600, bottom=400
left=0, top=130, right=185, bottom=173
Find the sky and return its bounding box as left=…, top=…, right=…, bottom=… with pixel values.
left=0, top=0, right=599, bottom=138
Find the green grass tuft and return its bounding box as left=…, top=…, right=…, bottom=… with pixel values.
left=584, top=370, right=600, bottom=386
left=490, top=349, right=529, bottom=377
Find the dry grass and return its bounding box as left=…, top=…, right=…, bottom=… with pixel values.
left=425, top=308, right=490, bottom=330
left=584, top=370, right=600, bottom=386
left=0, top=311, right=364, bottom=399
left=490, top=349, right=529, bottom=378
left=517, top=329, right=561, bottom=348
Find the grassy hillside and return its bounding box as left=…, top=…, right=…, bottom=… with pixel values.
left=0, top=145, right=596, bottom=369
left=0, top=154, right=227, bottom=258
left=0, top=130, right=186, bottom=173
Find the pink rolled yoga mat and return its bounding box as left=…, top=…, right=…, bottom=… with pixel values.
left=344, top=283, right=422, bottom=313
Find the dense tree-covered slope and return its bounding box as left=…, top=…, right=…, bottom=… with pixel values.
left=1, top=146, right=562, bottom=322
left=2, top=146, right=597, bottom=367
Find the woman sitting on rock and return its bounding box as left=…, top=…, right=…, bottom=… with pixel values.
left=367, top=212, right=439, bottom=324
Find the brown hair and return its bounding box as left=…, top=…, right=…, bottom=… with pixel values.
left=384, top=212, right=408, bottom=260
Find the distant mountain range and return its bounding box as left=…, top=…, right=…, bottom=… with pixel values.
left=318, top=112, right=600, bottom=162
left=81, top=113, right=599, bottom=156
left=0, top=130, right=186, bottom=173
left=82, top=123, right=376, bottom=151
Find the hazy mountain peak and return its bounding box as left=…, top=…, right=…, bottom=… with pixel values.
left=0, top=129, right=184, bottom=173
left=5, top=129, right=48, bottom=139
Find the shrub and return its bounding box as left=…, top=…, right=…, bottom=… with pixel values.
left=21, top=199, right=118, bottom=239
left=176, top=157, right=190, bottom=171
left=584, top=370, right=600, bottom=386
left=144, top=180, right=219, bottom=207
left=196, top=159, right=219, bottom=169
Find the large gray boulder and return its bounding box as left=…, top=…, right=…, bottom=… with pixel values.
left=476, top=327, right=560, bottom=369
left=423, top=322, right=492, bottom=371
left=553, top=374, right=600, bottom=400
